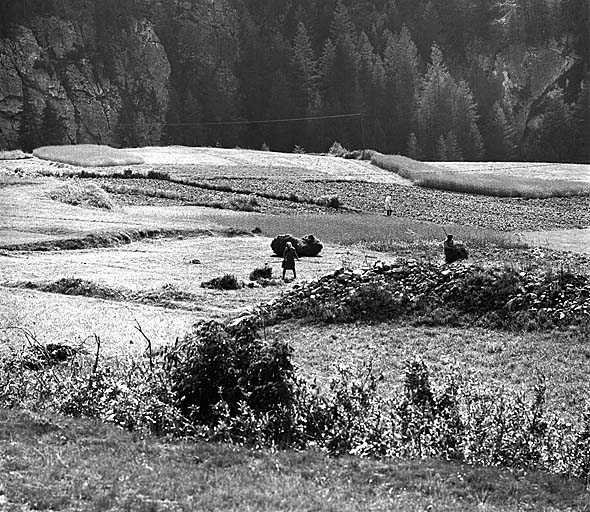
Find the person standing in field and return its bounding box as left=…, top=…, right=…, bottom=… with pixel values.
left=384, top=195, right=393, bottom=216
left=282, top=241, right=299, bottom=280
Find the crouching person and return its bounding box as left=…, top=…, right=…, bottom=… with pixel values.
left=443, top=234, right=468, bottom=264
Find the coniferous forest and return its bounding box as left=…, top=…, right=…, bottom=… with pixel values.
left=0, top=0, right=589, bottom=161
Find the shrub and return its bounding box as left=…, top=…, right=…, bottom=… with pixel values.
left=316, top=195, right=341, bottom=209
left=230, top=196, right=258, bottom=212
left=146, top=169, right=171, bottom=180
left=163, top=316, right=294, bottom=425
left=201, top=274, right=242, bottom=290
left=328, top=141, right=349, bottom=157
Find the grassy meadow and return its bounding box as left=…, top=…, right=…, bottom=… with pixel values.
left=1, top=145, right=590, bottom=511
left=4, top=409, right=589, bottom=512
left=372, top=153, right=590, bottom=198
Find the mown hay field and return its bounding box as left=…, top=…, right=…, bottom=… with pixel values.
left=2, top=145, right=590, bottom=511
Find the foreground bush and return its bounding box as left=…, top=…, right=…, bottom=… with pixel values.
left=2, top=320, right=590, bottom=478
left=163, top=317, right=294, bottom=425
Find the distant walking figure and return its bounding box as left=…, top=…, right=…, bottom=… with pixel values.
left=282, top=241, right=299, bottom=280
left=443, top=234, right=468, bottom=264
left=384, top=195, right=393, bottom=216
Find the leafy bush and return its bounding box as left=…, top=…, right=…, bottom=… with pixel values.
left=3, top=322, right=590, bottom=478
left=163, top=317, right=294, bottom=425
left=0, top=340, right=187, bottom=435
left=200, top=274, right=242, bottom=290
left=230, top=196, right=259, bottom=211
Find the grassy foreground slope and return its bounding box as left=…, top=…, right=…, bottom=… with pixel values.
left=2, top=409, right=589, bottom=512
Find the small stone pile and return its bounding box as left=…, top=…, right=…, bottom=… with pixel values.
left=262, top=259, right=590, bottom=329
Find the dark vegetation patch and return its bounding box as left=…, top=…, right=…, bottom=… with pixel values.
left=264, top=259, right=590, bottom=332
left=0, top=226, right=251, bottom=252
left=2, top=314, right=590, bottom=480
left=201, top=274, right=243, bottom=290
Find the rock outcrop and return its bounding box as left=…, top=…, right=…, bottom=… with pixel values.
left=0, top=13, right=170, bottom=149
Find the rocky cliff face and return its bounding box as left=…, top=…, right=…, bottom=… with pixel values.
left=0, top=13, right=170, bottom=150
left=498, top=40, right=579, bottom=139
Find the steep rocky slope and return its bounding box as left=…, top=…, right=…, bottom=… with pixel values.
left=0, top=12, right=169, bottom=149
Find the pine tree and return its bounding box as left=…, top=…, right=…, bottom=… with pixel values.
left=406, top=131, right=422, bottom=159
left=523, top=87, right=576, bottom=162
left=414, top=44, right=483, bottom=160
left=290, top=22, right=319, bottom=116
left=19, top=90, right=41, bottom=152
left=487, top=101, right=516, bottom=160
left=383, top=25, right=420, bottom=152
left=40, top=102, right=67, bottom=146
left=445, top=131, right=463, bottom=161
left=435, top=134, right=448, bottom=161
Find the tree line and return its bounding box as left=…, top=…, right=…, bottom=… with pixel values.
left=3, top=0, right=589, bottom=161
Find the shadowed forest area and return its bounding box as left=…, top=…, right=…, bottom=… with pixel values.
left=0, top=0, right=589, bottom=160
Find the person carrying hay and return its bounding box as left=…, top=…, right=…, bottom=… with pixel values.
left=443, top=234, right=468, bottom=264
left=282, top=241, right=299, bottom=280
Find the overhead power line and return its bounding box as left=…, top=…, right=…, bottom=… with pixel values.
left=119, top=113, right=362, bottom=128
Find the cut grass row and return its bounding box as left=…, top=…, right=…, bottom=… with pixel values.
left=38, top=166, right=344, bottom=210
left=372, top=153, right=590, bottom=199
left=0, top=226, right=249, bottom=251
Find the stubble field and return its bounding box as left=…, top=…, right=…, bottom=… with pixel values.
left=1, top=146, right=590, bottom=511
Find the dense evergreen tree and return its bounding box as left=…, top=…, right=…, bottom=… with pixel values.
left=383, top=25, right=420, bottom=152
left=3, top=0, right=590, bottom=159
left=414, top=45, right=483, bottom=160
left=40, top=102, right=67, bottom=146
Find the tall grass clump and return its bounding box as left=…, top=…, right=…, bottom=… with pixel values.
left=371, top=152, right=590, bottom=199
left=416, top=173, right=590, bottom=198
left=34, top=145, right=144, bottom=167
left=48, top=181, right=114, bottom=209
left=371, top=152, right=442, bottom=179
